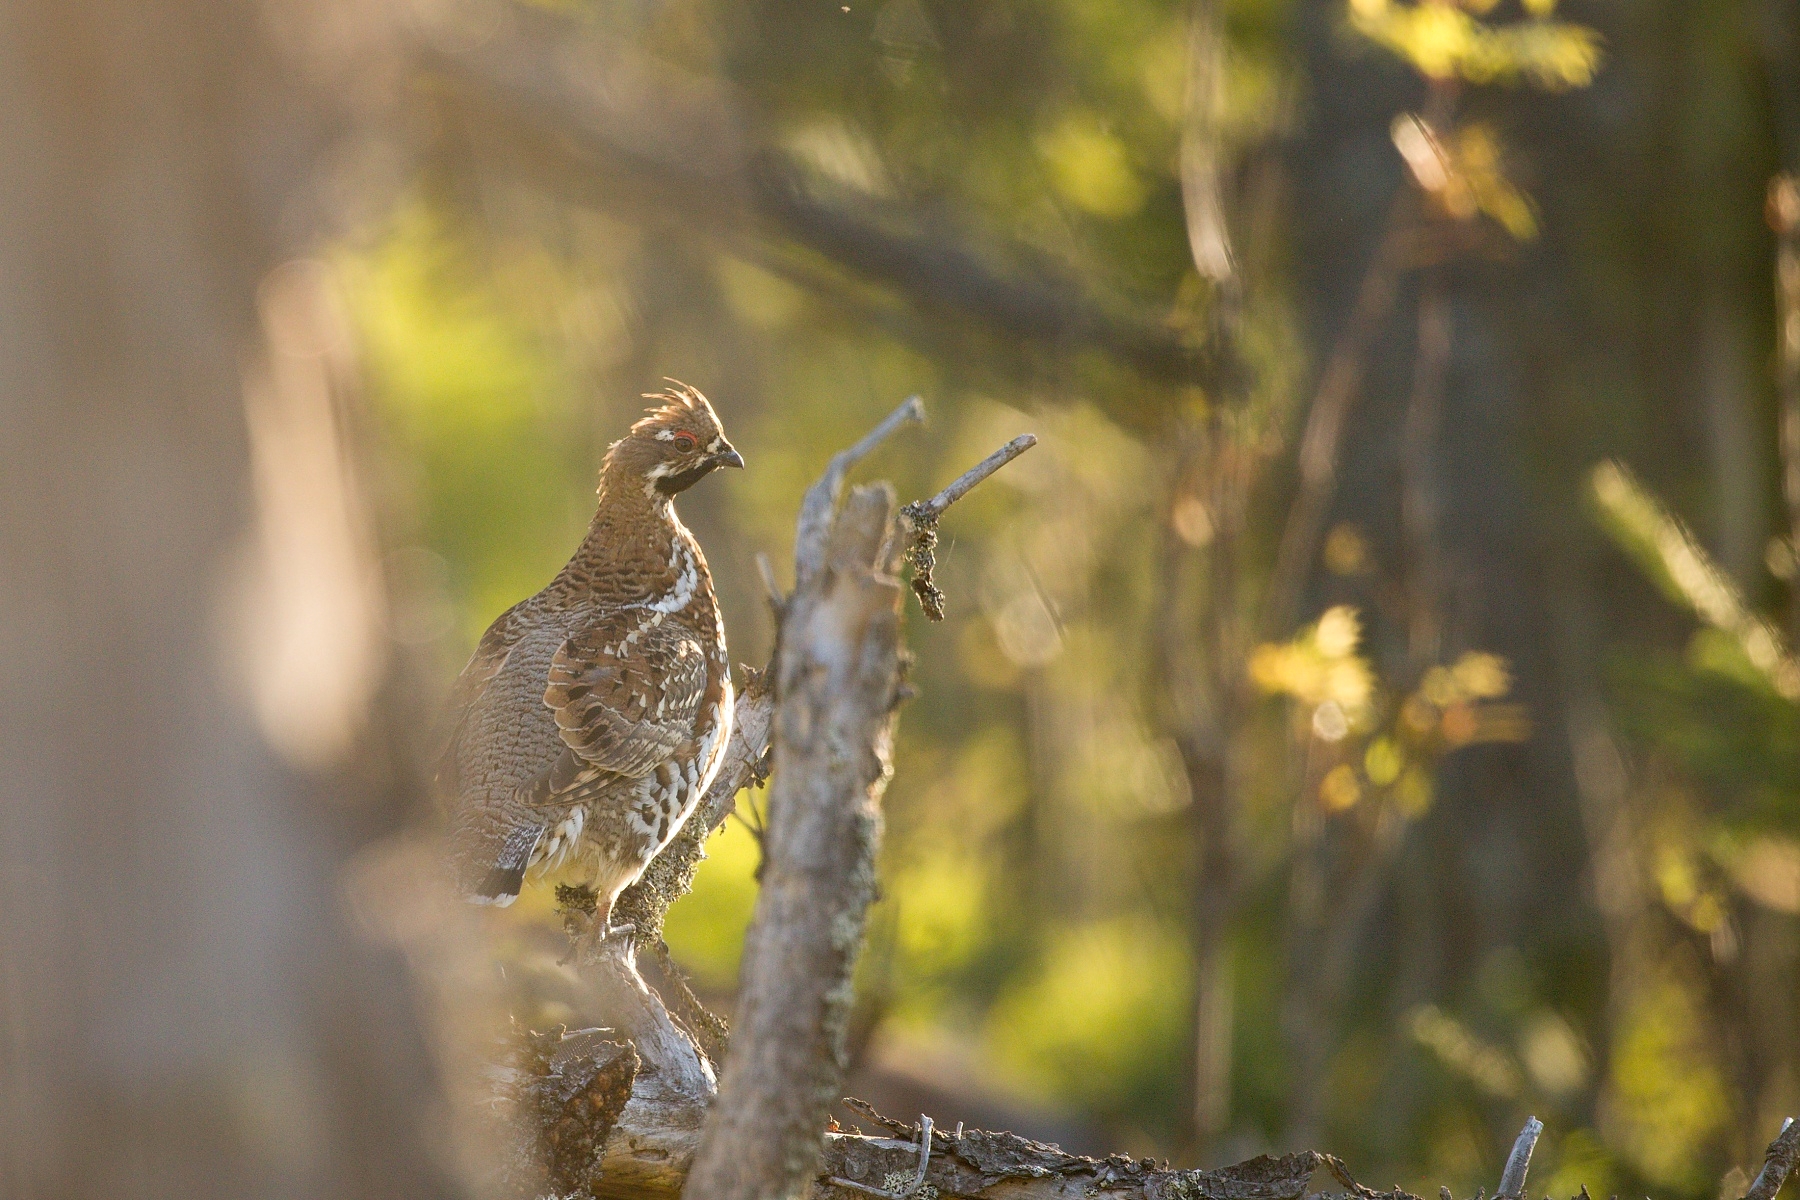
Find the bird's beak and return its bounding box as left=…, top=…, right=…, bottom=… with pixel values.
left=710, top=445, right=745, bottom=470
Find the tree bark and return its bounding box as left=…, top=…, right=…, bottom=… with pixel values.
left=683, top=476, right=907, bottom=1197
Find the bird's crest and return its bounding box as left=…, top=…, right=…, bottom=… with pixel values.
left=631, top=380, right=714, bottom=435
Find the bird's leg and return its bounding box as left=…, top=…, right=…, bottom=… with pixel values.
left=594, top=901, right=637, bottom=949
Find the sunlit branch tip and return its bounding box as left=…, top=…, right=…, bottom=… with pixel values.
left=1495, top=1116, right=1542, bottom=1200
left=795, top=395, right=927, bottom=580
left=841, top=395, right=927, bottom=470
left=755, top=550, right=785, bottom=615
left=1742, top=1115, right=1800, bottom=1200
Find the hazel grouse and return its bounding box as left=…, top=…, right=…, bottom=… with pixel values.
left=440, top=384, right=742, bottom=930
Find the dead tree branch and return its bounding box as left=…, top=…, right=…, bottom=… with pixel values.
left=795, top=395, right=926, bottom=579
left=1494, top=1117, right=1542, bottom=1200
left=906, top=434, right=1039, bottom=522
left=820, top=1130, right=1354, bottom=1200
left=1742, top=1116, right=1800, bottom=1200
left=682, top=407, right=1036, bottom=1200
left=683, top=479, right=907, bottom=1200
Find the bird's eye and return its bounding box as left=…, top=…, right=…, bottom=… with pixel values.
left=672, top=432, right=698, bottom=451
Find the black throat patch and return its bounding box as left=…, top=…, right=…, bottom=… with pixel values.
left=654, top=461, right=715, bottom=496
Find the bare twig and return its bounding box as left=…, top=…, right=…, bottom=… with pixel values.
left=839, top=397, right=931, bottom=478
left=1181, top=0, right=1235, bottom=286
left=1494, top=1117, right=1542, bottom=1200
left=905, top=434, right=1038, bottom=523
left=731, top=795, right=765, bottom=847
left=795, top=396, right=926, bottom=580
left=1742, top=1116, right=1800, bottom=1200
left=650, top=940, right=730, bottom=1064
left=899, top=433, right=1038, bottom=621
left=755, top=550, right=786, bottom=615
left=905, top=1116, right=934, bottom=1195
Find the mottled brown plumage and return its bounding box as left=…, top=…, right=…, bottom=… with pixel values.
left=440, top=384, right=742, bottom=929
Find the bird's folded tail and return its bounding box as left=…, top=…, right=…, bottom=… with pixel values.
left=464, top=821, right=546, bottom=907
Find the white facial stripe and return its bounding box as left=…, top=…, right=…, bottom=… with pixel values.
left=643, top=458, right=675, bottom=500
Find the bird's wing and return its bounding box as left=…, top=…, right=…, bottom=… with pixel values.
left=542, top=608, right=708, bottom=779
left=433, top=598, right=528, bottom=793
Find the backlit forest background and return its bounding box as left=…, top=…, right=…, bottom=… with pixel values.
left=349, top=0, right=1800, bottom=1189
left=6, top=0, right=1800, bottom=1195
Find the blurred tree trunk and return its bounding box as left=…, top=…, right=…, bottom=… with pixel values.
left=1283, top=0, right=1584, bottom=1151
left=0, top=3, right=453, bottom=1197
left=1700, top=289, right=1766, bottom=588
left=1763, top=4, right=1800, bottom=1138
left=1171, top=0, right=1253, bottom=1151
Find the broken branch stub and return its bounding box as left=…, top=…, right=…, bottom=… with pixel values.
left=794, top=395, right=924, bottom=582
left=683, top=482, right=907, bottom=1200
left=1494, top=1116, right=1542, bottom=1200
left=907, top=433, right=1038, bottom=525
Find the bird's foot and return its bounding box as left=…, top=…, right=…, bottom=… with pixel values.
left=562, top=910, right=636, bottom=967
